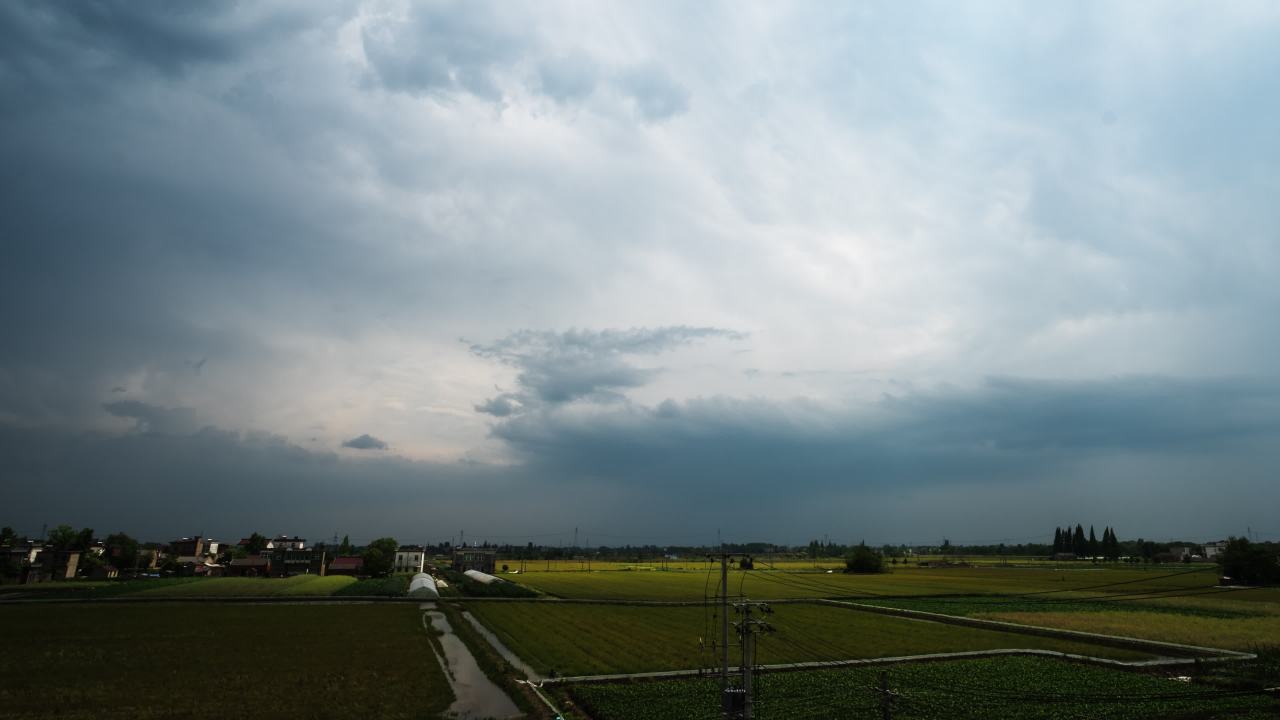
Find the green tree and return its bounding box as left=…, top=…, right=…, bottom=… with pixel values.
left=940, top=538, right=952, bottom=555
left=74, top=527, right=95, bottom=551
left=362, top=537, right=398, bottom=576
left=0, top=527, right=16, bottom=546
left=244, top=532, right=268, bottom=554
left=1218, top=538, right=1280, bottom=586
left=1072, top=525, right=1086, bottom=557
left=339, top=535, right=353, bottom=555
left=844, top=543, right=885, bottom=574
left=77, top=549, right=104, bottom=576
left=47, top=524, right=77, bottom=550
left=1087, top=526, right=1098, bottom=558
left=104, top=532, right=139, bottom=570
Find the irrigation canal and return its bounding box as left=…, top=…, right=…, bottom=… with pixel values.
left=420, top=602, right=521, bottom=719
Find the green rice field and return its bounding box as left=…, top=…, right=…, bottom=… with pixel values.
left=467, top=601, right=1154, bottom=676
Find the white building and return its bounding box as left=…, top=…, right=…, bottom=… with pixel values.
left=1203, top=540, right=1229, bottom=560
left=394, top=545, right=426, bottom=573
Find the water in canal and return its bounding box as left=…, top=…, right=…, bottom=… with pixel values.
left=422, top=605, right=521, bottom=719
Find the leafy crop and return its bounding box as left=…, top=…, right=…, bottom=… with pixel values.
left=332, top=574, right=409, bottom=596
left=569, top=656, right=1278, bottom=719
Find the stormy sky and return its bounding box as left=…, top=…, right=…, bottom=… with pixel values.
left=3, top=1, right=1279, bottom=546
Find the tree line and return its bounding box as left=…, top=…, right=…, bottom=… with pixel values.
left=1052, top=524, right=1121, bottom=559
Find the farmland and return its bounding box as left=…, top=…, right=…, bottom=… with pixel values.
left=130, top=574, right=358, bottom=596
left=507, top=563, right=1228, bottom=601
left=0, top=603, right=452, bottom=720
left=566, top=655, right=1279, bottom=720
left=3, top=562, right=1277, bottom=719
left=467, top=601, right=1154, bottom=676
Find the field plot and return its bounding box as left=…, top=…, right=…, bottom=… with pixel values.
left=0, top=577, right=203, bottom=599
left=858, top=587, right=1280, bottom=651
left=467, top=601, right=1153, bottom=676
left=0, top=603, right=451, bottom=720
left=129, top=574, right=358, bottom=597
left=510, top=564, right=1224, bottom=602
left=567, top=655, right=1278, bottom=720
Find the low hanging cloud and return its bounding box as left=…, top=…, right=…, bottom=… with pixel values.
left=342, top=433, right=388, bottom=450
left=471, top=326, right=745, bottom=413
left=102, top=400, right=201, bottom=435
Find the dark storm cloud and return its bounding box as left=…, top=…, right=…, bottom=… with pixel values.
left=0, top=422, right=534, bottom=542
left=342, top=433, right=388, bottom=450
left=102, top=400, right=201, bottom=435
left=6, top=374, right=1276, bottom=543
left=471, top=327, right=744, bottom=411
left=487, top=375, right=1280, bottom=498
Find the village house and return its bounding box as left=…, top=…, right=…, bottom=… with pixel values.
left=268, top=546, right=326, bottom=577
left=225, top=556, right=271, bottom=577
left=169, top=536, right=220, bottom=560
left=27, top=548, right=81, bottom=582
left=237, top=535, right=307, bottom=556
left=328, top=556, right=364, bottom=576
left=394, top=545, right=426, bottom=574
left=452, top=548, right=496, bottom=574
left=1203, top=540, right=1229, bottom=560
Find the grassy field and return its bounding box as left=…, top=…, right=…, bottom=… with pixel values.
left=0, top=603, right=452, bottom=719
left=466, top=601, right=1154, bottom=676
left=566, top=655, right=1279, bottom=720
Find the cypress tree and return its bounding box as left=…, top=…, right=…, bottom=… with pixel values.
left=1073, top=525, right=1086, bottom=557
left=1053, top=527, right=1062, bottom=553
left=1088, top=526, right=1098, bottom=558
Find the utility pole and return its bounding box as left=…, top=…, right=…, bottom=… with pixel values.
left=720, top=552, right=729, bottom=691
left=734, top=600, right=773, bottom=720
left=874, top=670, right=899, bottom=720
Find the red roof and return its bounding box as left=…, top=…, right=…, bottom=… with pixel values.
left=330, top=556, right=363, bottom=570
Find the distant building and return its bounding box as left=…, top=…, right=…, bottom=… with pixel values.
left=269, top=535, right=307, bottom=551
left=1168, top=545, right=1195, bottom=561
left=27, top=549, right=80, bottom=582
left=328, top=556, right=364, bottom=576
left=452, top=548, right=496, bottom=574
left=268, top=547, right=326, bottom=577
left=88, top=564, right=119, bottom=580
left=236, top=535, right=307, bottom=557
left=1203, top=541, right=1229, bottom=560
left=394, top=546, right=426, bottom=574
left=170, top=536, right=220, bottom=560
left=225, top=556, right=272, bottom=577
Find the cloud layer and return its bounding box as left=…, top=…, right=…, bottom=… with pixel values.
left=2, top=1, right=1279, bottom=543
